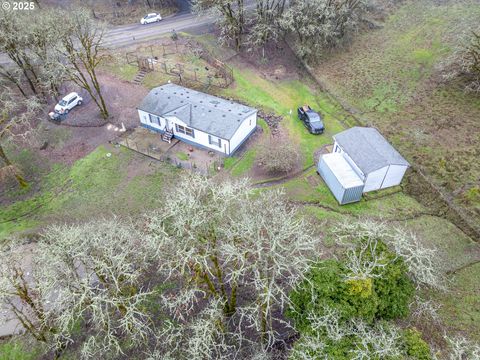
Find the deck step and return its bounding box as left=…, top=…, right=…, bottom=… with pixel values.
left=162, top=131, right=173, bottom=143
left=132, top=70, right=147, bottom=84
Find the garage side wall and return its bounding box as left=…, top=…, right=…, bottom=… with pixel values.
left=318, top=156, right=364, bottom=205
left=364, top=166, right=389, bottom=192
left=381, top=165, right=408, bottom=189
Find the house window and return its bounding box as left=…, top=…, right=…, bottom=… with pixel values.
left=175, top=124, right=195, bottom=138
left=149, top=114, right=160, bottom=126
left=208, top=135, right=221, bottom=148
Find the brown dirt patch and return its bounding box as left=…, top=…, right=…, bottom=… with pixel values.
left=38, top=72, right=148, bottom=165
left=236, top=40, right=305, bottom=82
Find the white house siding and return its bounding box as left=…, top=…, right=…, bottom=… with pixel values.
left=167, top=116, right=229, bottom=155
left=381, top=165, right=408, bottom=189
left=363, top=166, right=389, bottom=192
left=333, top=141, right=366, bottom=181
left=229, top=114, right=257, bottom=155
left=138, top=109, right=166, bottom=130
left=138, top=110, right=256, bottom=156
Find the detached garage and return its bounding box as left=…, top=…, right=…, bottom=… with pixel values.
left=318, top=153, right=365, bottom=205
left=318, top=127, right=410, bottom=205
left=332, top=127, right=410, bottom=193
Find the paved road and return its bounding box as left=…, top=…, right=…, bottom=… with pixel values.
left=0, top=1, right=214, bottom=65
left=103, top=12, right=214, bottom=48
left=0, top=0, right=257, bottom=65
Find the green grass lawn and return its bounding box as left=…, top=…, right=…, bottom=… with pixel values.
left=101, top=63, right=138, bottom=82
left=0, top=339, right=41, bottom=360
left=176, top=151, right=189, bottom=161
left=221, top=67, right=347, bottom=167
left=0, top=146, right=178, bottom=241
left=228, top=148, right=257, bottom=177
left=431, top=263, right=480, bottom=342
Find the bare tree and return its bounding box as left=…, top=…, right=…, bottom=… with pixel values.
left=0, top=89, right=42, bottom=187
left=1, top=219, right=158, bottom=358
left=247, top=0, right=288, bottom=56
left=0, top=242, right=54, bottom=343
left=442, top=30, right=480, bottom=93
left=445, top=335, right=480, bottom=360
left=291, top=307, right=407, bottom=359
left=0, top=65, right=27, bottom=97
left=57, top=9, right=110, bottom=119
left=0, top=10, right=44, bottom=96
left=28, top=11, right=68, bottom=98
left=333, top=220, right=444, bottom=290
left=36, top=219, right=156, bottom=358
left=281, top=0, right=367, bottom=60
left=257, top=136, right=301, bottom=174
left=192, top=0, right=246, bottom=50
left=146, top=174, right=320, bottom=348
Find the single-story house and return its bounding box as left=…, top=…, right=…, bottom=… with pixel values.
left=318, top=127, right=410, bottom=204
left=137, top=84, right=258, bottom=156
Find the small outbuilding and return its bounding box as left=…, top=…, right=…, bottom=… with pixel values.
left=318, top=153, right=365, bottom=205
left=318, top=127, right=410, bottom=205
left=137, top=84, right=257, bottom=156
left=332, top=127, right=410, bottom=193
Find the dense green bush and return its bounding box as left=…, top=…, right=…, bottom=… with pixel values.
left=287, top=238, right=422, bottom=360
left=402, top=329, right=432, bottom=360
left=290, top=334, right=358, bottom=360
left=369, top=241, right=415, bottom=320
left=286, top=259, right=378, bottom=331
left=286, top=241, right=414, bottom=332
left=290, top=327, right=433, bottom=360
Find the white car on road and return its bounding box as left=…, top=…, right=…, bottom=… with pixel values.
left=54, top=92, right=83, bottom=114
left=140, top=13, right=162, bottom=25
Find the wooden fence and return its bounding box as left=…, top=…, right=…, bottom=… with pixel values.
left=125, top=40, right=234, bottom=88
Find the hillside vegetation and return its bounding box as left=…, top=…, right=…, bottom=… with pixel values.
left=312, top=0, right=480, bottom=236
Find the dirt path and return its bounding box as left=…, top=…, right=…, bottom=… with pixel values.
left=252, top=164, right=316, bottom=188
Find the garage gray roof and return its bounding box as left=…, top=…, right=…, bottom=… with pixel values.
left=333, top=127, right=410, bottom=174
left=138, top=84, right=257, bottom=140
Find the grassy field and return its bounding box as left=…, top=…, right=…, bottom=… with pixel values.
left=0, top=146, right=177, bottom=241
left=0, top=339, right=40, bottom=360
left=311, top=0, right=480, bottom=234
left=217, top=66, right=349, bottom=175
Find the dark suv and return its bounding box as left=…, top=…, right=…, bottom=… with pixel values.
left=297, top=105, right=325, bottom=134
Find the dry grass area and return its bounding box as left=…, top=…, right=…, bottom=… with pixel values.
left=311, top=0, right=480, bottom=235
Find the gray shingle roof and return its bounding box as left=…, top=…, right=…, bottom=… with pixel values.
left=137, top=84, right=257, bottom=140
left=333, top=127, right=410, bottom=174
